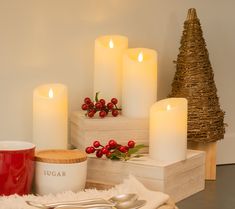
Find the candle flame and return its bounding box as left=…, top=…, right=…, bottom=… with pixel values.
left=138, top=52, right=143, bottom=62
left=48, top=88, right=54, bottom=99
left=166, top=104, right=171, bottom=111
left=109, top=39, right=114, bottom=49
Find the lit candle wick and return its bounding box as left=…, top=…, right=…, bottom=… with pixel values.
left=48, top=88, right=54, bottom=99
left=138, top=52, right=143, bottom=62
left=166, top=104, right=171, bottom=111
left=109, top=39, right=114, bottom=49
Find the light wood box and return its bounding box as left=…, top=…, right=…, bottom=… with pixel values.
left=70, top=111, right=149, bottom=151
left=87, top=150, right=205, bottom=203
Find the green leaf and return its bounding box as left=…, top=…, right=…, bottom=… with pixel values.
left=128, top=144, right=147, bottom=155
left=110, top=155, right=121, bottom=160
left=135, top=144, right=147, bottom=149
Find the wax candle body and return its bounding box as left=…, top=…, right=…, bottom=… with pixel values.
left=122, top=48, right=157, bottom=118
left=94, top=35, right=128, bottom=103
left=149, top=98, right=188, bottom=162
left=33, top=83, right=68, bottom=149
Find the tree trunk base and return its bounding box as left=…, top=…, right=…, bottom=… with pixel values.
left=188, top=141, right=217, bottom=180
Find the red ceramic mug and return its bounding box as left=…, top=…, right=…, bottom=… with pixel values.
left=0, top=141, right=35, bottom=196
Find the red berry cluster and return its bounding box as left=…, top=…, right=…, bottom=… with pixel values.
left=86, top=139, right=144, bottom=161
left=81, top=93, right=121, bottom=118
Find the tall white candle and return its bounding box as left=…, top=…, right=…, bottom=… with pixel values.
left=33, top=83, right=68, bottom=150
left=122, top=48, right=157, bottom=118
left=94, top=35, right=128, bottom=103
left=149, top=98, right=188, bottom=162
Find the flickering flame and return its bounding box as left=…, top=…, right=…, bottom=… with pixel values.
left=109, top=39, right=114, bottom=49
left=166, top=104, right=171, bottom=111
left=138, top=52, right=143, bottom=62
left=48, top=88, right=54, bottom=98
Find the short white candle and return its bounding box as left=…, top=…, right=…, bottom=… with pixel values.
left=149, top=98, right=188, bottom=162
left=94, top=35, right=128, bottom=103
left=33, top=83, right=68, bottom=150
left=122, top=48, right=157, bottom=118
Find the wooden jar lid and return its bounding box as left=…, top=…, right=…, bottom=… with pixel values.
left=35, top=150, right=87, bottom=164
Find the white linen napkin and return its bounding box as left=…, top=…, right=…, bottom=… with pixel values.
left=115, top=175, right=169, bottom=209
left=0, top=175, right=169, bottom=209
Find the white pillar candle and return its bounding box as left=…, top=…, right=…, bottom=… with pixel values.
left=122, top=48, right=157, bottom=118
left=33, top=83, right=68, bottom=150
left=94, top=35, right=128, bottom=103
left=149, top=98, right=188, bottom=162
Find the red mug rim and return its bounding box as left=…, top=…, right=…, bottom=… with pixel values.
left=0, top=141, right=35, bottom=151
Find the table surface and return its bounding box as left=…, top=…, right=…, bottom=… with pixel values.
left=177, top=164, right=235, bottom=209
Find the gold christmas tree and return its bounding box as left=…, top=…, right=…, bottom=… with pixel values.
left=169, top=8, right=225, bottom=143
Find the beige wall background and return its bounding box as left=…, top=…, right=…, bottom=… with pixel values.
left=0, top=0, right=234, bottom=163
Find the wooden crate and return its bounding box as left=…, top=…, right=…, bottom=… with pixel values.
left=70, top=111, right=149, bottom=151
left=87, top=150, right=205, bottom=202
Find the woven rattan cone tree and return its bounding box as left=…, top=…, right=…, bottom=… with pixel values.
left=169, top=8, right=225, bottom=179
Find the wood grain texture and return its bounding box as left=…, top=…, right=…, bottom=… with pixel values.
left=188, top=141, right=216, bottom=180
left=35, top=150, right=87, bottom=164
left=70, top=111, right=149, bottom=152
left=70, top=111, right=149, bottom=131
left=86, top=150, right=205, bottom=202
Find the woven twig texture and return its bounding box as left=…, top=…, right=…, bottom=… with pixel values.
left=169, top=8, right=225, bottom=143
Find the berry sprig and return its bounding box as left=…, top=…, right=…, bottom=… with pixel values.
left=85, top=139, right=146, bottom=161
left=81, top=92, right=121, bottom=118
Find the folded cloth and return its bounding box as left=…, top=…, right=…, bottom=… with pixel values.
left=115, top=175, right=169, bottom=209
left=0, top=175, right=169, bottom=209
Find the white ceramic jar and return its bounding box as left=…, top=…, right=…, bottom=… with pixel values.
left=34, top=150, right=87, bottom=195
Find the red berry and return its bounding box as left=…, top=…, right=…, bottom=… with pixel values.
left=99, top=110, right=107, bottom=118
left=105, top=144, right=111, bottom=150
left=99, top=99, right=106, bottom=106
left=119, top=146, right=128, bottom=153
left=112, top=109, right=119, bottom=117
left=89, top=147, right=95, bottom=153
left=101, top=147, right=109, bottom=154
left=93, top=140, right=101, bottom=148
left=84, top=97, right=92, bottom=105
left=128, top=140, right=135, bottom=148
left=85, top=147, right=93, bottom=154
left=95, top=102, right=102, bottom=110
left=81, top=103, right=88, bottom=110
left=87, top=110, right=95, bottom=118
left=96, top=149, right=103, bottom=158
left=107, top=102, right=114, bottom=110
left=108, top=139, right=117, bottom=148
left=85, top=147, right=90, bottom=154
left=111, top=98, right=118, bottom=105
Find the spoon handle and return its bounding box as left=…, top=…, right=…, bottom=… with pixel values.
left=46, top=199, right=113, bottom=208
left=26, top=199, right=114, bottom=209
left=55, top=207, right=113, bottom=209
left=55, top=203, right=115, bottom=208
